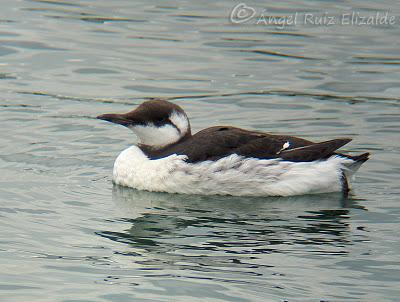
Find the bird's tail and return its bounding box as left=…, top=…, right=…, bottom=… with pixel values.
left=342, top=152, right=370, bottom=179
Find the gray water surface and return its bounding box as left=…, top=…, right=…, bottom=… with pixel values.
left=1, top=0, right=399, bottom=301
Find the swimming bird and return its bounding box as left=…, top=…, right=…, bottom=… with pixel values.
left=97, top=100, right=369, bottom=197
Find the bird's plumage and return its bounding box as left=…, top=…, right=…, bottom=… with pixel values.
left=97, top=99, right=369, bottom=197
left=140, top=126, right=356, bottom=163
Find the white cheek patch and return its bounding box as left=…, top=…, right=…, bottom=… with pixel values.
left=128, top=110, right=189, bottom=148
left=130, top=124, right=180, bottom=147
left=169, top=111, right=189, bottom=135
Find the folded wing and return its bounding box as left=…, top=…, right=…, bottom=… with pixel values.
left=145, top=126, right=353, bottom=163
left=279, top=138, right=352, bottom=162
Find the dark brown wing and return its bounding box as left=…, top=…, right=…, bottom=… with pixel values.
left=279, top=138, right=351, bottom=162
left=142, top=126, right=352, bottom=163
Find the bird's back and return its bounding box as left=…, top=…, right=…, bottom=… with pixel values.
left=140, top=126, right=356, bottom=163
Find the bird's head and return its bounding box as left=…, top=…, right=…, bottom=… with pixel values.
left=97, top=100, right=191, bottom=148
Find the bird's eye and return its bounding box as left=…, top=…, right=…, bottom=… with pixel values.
left=157, top=117, right=166, bottom=122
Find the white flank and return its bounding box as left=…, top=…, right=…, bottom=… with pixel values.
left=113, top=145, right=355, bottom=197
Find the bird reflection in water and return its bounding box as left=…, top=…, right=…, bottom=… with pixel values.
left=96, top=185, right=367, bottom=277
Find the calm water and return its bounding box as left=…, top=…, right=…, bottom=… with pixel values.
left=1, top=0, right=399, bottom=301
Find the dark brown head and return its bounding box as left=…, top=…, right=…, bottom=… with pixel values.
left=97, top=100, right=191, bottom=148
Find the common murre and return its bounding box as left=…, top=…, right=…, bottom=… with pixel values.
left=97, top=99, right=369, bottom=197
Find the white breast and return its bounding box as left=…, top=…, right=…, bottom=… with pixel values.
left=112, top=146, right=354, bottom=197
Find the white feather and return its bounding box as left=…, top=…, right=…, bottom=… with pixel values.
left=277, top=141, right=290, bottom=154
left=283, top=141, right=290, bottom=150
left=112, top=145, right=354, bottom=197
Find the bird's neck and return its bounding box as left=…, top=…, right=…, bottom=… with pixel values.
left=138, top=130, right=192, bottom=159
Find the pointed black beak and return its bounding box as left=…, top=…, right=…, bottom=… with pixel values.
left=97, top=113, right=130, bottom=126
